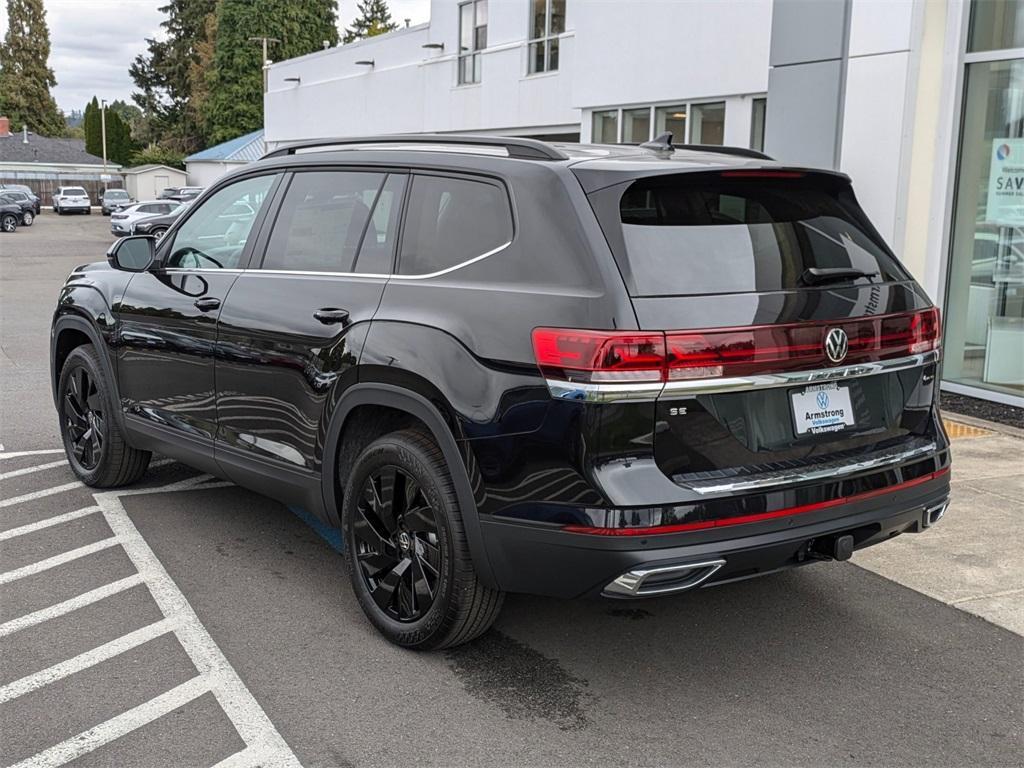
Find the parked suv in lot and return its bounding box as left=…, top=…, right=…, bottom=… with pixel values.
left=50, top=135, right=951, bottom=649
left=101, top=188, right=134, bottom=215
left=53, top=186, right=91, bottom=215
left=0, top=191, right=35, bottom=226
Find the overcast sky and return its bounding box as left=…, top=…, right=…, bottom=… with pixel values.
left=0, top=0, right=432, bottom=114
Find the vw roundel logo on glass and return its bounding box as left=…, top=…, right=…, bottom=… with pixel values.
left=824, top=327, right=849, bottom=364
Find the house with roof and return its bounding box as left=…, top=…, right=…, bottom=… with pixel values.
left=0, top=116, right=122, bottom=204
left=185, top=129, right=264, bottom=187
left=121, top=164, right=188, bottom=202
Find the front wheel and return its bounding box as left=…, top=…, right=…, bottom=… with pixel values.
left=1, top=214, right=17, bottom=232
left=151, top=227, right=168, bottom=241
left=342, top=429, right=504, bottom=649
left=22, top=211, right=33, bottom=226
left=58, top=345, right=151, bottom=487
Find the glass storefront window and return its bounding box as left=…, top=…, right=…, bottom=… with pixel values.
left=968, top=0, right=1024, bottom=52
left=691, top=102, right=725, bottom=145
left=751, top=97, right=767, bottom=152
left=592, top=110, right=618, bottom=143
left=622, top=108, right=651, bottom=143
left=944, top=58, right=1024, bottom=399
left=654, top=105, right=687, bottom=146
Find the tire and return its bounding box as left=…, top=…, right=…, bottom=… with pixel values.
left=151, top=227, right=168, bottom=241
left=58, top=344, right=151, bottom=487
left=342, top=429, right=504, bottom=650
left=1, top=214, right=17, bottom=232
left=85, top=208, right=91, bottom=215
left=57, top=206, right=64, bottom=215
left=22, top=210, right=33, bottom=226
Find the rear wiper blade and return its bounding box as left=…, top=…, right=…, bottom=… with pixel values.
left=800, top=267, right=879, bottom=286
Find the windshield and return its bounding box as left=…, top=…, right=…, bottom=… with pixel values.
left=64, top=188, right=87, bottom=196
left=606, top=172, right=910, bottom=297
left=106, top=190, right=128, bottom=198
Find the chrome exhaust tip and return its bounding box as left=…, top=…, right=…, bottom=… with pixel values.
left=603, top=558, right=726, bottom=598
left=922, top=501, right=948, bottom=529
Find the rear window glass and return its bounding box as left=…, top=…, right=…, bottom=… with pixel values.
left=613, top=173, right=910, bottom=296
left=64, top=188, right=87, bottom=196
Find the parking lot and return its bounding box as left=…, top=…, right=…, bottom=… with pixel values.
left=1, top=213, right=1021, bottom=767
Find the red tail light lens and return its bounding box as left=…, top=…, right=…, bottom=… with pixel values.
left=534, top=309, right=940, bottom=384
left=531, top=329, right=666, bottom=383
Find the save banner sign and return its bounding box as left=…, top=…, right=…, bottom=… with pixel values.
left=987, top=138, right=1024, bottom=227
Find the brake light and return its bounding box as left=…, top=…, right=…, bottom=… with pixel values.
left=533, top=309, right=940, bottom=384
left=719, top=170, right=806, bottom=179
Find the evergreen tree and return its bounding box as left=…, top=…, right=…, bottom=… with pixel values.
left=203, top=0, right=339, bottom=145
left=129, top=0, right=217, bottom=152
left=0, top=0, right=65, bottom=136
left=83, top=97, right=101, bottom=157
left=106, top=110, right=136, bottom=166
left=343, top=0, right=399, bottom=44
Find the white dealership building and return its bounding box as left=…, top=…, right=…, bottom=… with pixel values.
left=265, top=0, right=1024, bottom=407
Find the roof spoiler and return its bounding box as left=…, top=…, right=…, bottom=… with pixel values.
left=640, top=132, right=774, bottom=160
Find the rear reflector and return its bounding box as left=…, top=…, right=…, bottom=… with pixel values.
left=533, top=308, right=940, bottom=384
left=562, top=467, right=950, bottom=536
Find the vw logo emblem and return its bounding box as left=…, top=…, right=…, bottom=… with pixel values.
left=824, top=328, right=849, bottom=364
left=816, top=390, right=830, bottom=409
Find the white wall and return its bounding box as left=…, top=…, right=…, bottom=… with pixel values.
left=265, top=0, right=772, bottom=147
left=186, top=161, right=246, bottom=188
left=125, top=168, right=187, bottom=201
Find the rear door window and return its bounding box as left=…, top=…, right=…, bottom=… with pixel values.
left=397, top=174, right=512, bottom=276
left=605, top=172, right=910, bottom=296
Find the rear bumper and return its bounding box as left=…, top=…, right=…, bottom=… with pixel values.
left=479, top=473, right=950, bottom=598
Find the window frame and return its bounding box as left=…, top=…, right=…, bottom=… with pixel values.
left=394, top=170, right=516, bottom=279
left=155, top=171, right=283, bottom=273
left=458, top=0, right=487, bottom=85
left=527, top=0, right=565, bottom=75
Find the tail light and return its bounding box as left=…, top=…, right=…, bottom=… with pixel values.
left=533, top=308, right=940, bottom=385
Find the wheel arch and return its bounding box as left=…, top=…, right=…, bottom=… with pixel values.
left=51, top=314, right=126, bottom=433
left=322, top=383, right=498, bottom=590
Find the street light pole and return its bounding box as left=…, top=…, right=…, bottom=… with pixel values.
left=100, top=99, right=108, bottom=192
left=248, top=37, right=281, bottom=93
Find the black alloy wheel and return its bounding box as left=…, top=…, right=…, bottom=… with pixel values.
left=352, top=465, right=442, bottom=623
left=62, top=365, right=105, bottom=471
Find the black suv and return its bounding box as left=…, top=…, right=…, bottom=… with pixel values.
left=50, top=135, right=951, bottom=649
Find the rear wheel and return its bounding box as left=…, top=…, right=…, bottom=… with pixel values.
left=22, top=210, right=33, bottom=226
left=342, top=429, right=503, bottom=649
left=1, top=214, right=16, bottom=232
left=151, top=226, right=168, bottom=241
left=58, top=345, right=151, bottom=487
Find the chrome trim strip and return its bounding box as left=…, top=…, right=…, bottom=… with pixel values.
left=681, top=441, right=938, bottom=495
left=604, top=559, right=726, bottom=598
left=661, top=350, right=940, bottom=396
left=545, top=351, right=940, bottom=403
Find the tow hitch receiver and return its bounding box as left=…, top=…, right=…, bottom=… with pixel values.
left=805, top=534, right=855, bottom=562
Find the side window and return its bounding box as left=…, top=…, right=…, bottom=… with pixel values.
left=261, top=170, right=398, bottom=273
left=165, top=175, right=275, bottom=270
left=398, top=174, right=512, bottom=276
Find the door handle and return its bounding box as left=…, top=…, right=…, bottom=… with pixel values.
left=194, top=297, right=221, bottom=312
left=313, top=308, right=350, bottom=325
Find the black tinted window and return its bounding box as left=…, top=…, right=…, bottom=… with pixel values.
left=263, top=171, right=402, bottom=273
left=615, top=173, right=910, bottom=296
left=398, top=175, right=512, bottom=276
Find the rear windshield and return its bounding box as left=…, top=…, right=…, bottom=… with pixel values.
left=106, top=190, right=128, bottom=198
left=607, top=172, right=909, bottom=296
left=64, top=188, right=87, bottom=196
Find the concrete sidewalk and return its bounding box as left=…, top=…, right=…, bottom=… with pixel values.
left=854, top=417, right=1024, bottom=635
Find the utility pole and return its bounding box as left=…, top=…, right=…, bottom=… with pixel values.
left=248, top=36, right=281, bottom=93
left=100, top=99, right=108, bottom=192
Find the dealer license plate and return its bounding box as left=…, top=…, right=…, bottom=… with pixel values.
left=791, top=382, right=856, bottom=435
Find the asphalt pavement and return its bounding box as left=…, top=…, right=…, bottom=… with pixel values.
left=1, top=213, right=1021, bottom=767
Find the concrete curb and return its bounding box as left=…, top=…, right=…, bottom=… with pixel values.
left=943, top=410, right=1024, bottom=440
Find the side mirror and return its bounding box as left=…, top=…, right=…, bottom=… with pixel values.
left=107, top=235, right=155, bottom=272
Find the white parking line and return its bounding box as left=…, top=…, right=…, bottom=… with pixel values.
left=0, top=460, right=71, bottom=481
left=0, top=574, right=144, bottom=638
left=211, top=746, right=263, bottom=768
left=0, top=505, right=100, bottom=541
left=0, top=449, right=65, bottom=460
left=7, top=676, right=211, bottom=768
left=0, top=481, right=87, bottom=509
left=0, top=618, right=174, bottom=703
left=0, top=538, right=119, bottom=585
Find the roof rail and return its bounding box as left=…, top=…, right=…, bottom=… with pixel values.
left=261, top=134, right=570, bottom=161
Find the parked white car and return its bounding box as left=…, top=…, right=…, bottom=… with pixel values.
left=53, top=187, right=92, bottom=215
left=109, top=200, right=182, bottom=237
